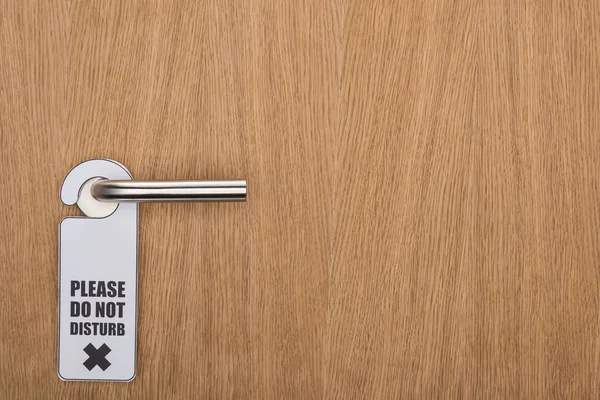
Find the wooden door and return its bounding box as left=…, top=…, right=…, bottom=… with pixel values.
left=1, top=1, right=599, bottom=398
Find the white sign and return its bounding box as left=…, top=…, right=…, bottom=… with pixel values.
left=58, top=160, right=138, bottom=381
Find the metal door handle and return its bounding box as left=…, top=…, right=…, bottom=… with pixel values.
left=91, top=180, right=247, bottom=202
left=63, top=159, right=247, bottom=218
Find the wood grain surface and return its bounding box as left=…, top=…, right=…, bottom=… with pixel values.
left=1, top=1, right=599, bottom=398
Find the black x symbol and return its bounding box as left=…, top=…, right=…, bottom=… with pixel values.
left=83, top=343, right=111, bottom=371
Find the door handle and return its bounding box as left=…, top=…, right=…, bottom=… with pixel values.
left=91, top=179, right=246, bottom=202
left=74, top=168, right=246, bottom=218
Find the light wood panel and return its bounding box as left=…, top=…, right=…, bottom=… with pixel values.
left=467, top=1, right=600, bottom=397
left=0, top=1, right=67, bottom=399
left=1, top=0, right=600, bottom=398
left=327, top=1, right=476, bottom=397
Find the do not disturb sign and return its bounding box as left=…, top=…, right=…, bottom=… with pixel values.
left=58, top=211, right=138, bottom=381
left=59, top=160, right=138, bottom=382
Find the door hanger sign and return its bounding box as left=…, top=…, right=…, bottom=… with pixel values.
left=58, top=159, right=138, bottom=381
